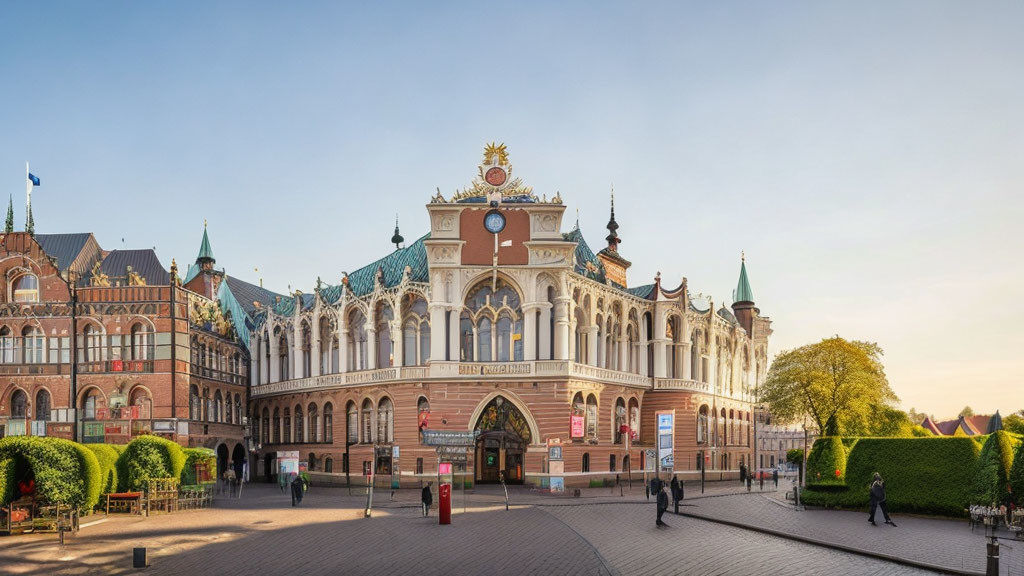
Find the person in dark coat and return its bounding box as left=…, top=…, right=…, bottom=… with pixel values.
left=656, top=484, right=669, bottom=527
left=650, top=476, right=663, bottom=499
left=739, top=463, right=746, bottom=484
left=421, top=482, right=433, bottom=517
left=290, top=474, right=306, bottom=507
left=772, top=469, right=779, bottom=488
left=670, top=476, right=681, bottom=514
left=868, top=472, right=896, bottom=527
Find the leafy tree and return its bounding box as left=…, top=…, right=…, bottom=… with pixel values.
left=907, top=407, right=930, bottom=425
left=959, top=406, right=975, bottom=418
left=3, top=196, right=12, bottom=234
left=1003, top=413, right=1024, bottom=435
left=786, top=448, right=804, bottom=466
left=759, top=337, right=897, bottom=436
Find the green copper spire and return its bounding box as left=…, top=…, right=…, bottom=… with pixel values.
left=735, top=252, right=754, bottom=304
left=197, top=220, right=215, bottom=265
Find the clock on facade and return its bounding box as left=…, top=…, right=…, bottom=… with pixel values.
left=485, top=166, right=507, bottom=187
left=484, top=210, right=506, bottom=234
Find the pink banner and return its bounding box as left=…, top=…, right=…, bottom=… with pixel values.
left=570, top=415, right=584, bottom=438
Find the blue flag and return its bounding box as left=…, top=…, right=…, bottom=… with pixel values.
left=28, top=173, right=40, bottom=187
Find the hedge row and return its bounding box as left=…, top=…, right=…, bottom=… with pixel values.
left=1011, top=441, right=1024, bottom=505
left=85, top=444, right=122, bottom=494
left=807, top=436, right=846, bottom=486
left=803, top=437, right=982, bottom=516
left=118, top=436, right=186, bottom=491
left=181, top=448, right=217, bottom=485
left=0, top=436, right=102, bottom=511
left=0, top=457, right=13, bottom=505
left=970, top=431, right=1021, bottom=505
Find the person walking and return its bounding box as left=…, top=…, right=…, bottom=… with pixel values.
left=739, top=463, right=747, bottom=485
left=290, top=473, right=306, bottom=507
left=868, top=472, right=896, bottom=527
left=772, top=469, right=778, bottom=489
left=421, top=482, right=433, bottom=517
left=656, top=483, right=669, bottom=527
left=670, top=475, right=681, bottom=514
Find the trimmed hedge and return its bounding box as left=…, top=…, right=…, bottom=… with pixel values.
left=86, top=444, right=122, bottom=495
left=0, top=436, right=102, bottom=511
left=971, top=431, right=1021, bottom=505
left=1011, top=439, right=1024, bottom=507
left=807, top=436, right=846, bottom=486
left=0, top=457, right=13, bottom=506
left=804, top=437, right=981, bottom=516
left=181, top=448, right=217, bottom=485
left=117, top=435, right=186, bottom=492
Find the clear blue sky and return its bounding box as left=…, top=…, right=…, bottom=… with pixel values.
left=2, top=1, right=1022, bottom=418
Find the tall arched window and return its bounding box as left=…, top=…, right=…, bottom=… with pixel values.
left=35, top=389, right=51, bottom=421
left=628, top=397, right=640, bottom=442
left=294, top=404, right=304, bottom=443
left=461, top=279, right=523, bottom=362
left=323, top=403, right=333, bottom=443
left=22, top=326, right=43, bottom=363
left=377, top=304, right=394, bottom=367
left=81, top=388, right=99, bottom=420
left=262, top=406, right=270, bottom=444
left=614, top=397, right=626, bottom=444
left=12, top=274, right=39, bottom=303
left=278, top=333, right=289, bottom=380
left=346, top=401, right=358, bottom=444
left=10, top=389, right=27, bottom=417
left=308, top=403, right=319, bottom=443
left=402, top=298, right=430, bottom=366
left=189, top=385, right=200, bottom=420
left=83, top=324, right=104, bottom=363
left=213, top=391, right=223, bottom=423
left=585, top=394, right=598, bottom=439
left=697, top=405, right=709, bottom=444
left=273, top=407, right=281, bottom=444
left=130, top=322, right=153, bottom=360
left=417, top=396, right=430, bottom=440
left=571, top=392, right=585, bottom=440
left=0, top=327, right=13, bottom=363
left=300, top=322, right=312, bottom=378
left=283, top=407, right=292, bottom=443
left=234, top=394, right=241, bottom=425
left=377, top=397, right=394, bottom=443
left=582, top=452, right=590, bottom=473
left=361, top=399, right=373, bottom=443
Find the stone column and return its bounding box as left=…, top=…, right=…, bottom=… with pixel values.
left=292, top=318, right=302, bottom=380
left=554, top=296, right=571, bottom=361
left=682, top=341, right=693, bottom=380
left=337, top=307, right=349, bottom=373
left=522, top=304, right=538, bottom=361
left=538, top=303, right=552, bottom=361
left=392, top=319, right=404, bottom=368
left=618, top=308, right=629, bottom=372
left=449, top=309, right=460, bottom=361
left=652, top=304, right=667, bottom=378
left=311, top=309, right=321, bottom=378
left=586, top=326, right=599, bottom=367
left=367, top=327, right=377, bottom=370
left=429, top=304, right=446, bottom=362
left=268, top=330, right=280, bottom=383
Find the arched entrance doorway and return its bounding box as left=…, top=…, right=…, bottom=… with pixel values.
left=231, top=443, right=246, bottom=480
left=473, top=396, right=532, bottom=484
left=216, top=443, right=229, bottom=479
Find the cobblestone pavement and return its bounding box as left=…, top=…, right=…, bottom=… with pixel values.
left=0, top=482, right=1000, bottom=576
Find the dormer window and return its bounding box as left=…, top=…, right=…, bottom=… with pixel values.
left=12, top=274, right=39, bottom=303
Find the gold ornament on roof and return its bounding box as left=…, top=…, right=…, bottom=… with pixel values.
left=483, top=142, right=509, bottom=166
left=449, top=143, right=541, bottom=203
left=90, top=260, right=110, bottom=287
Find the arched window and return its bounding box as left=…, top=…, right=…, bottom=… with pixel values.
left=377, top=304, right=394, bottom=367
left=294, top=404, right=304, bottom=443
left=22, top=326, right=44, bottom=364
left=417, top=396, right=430, bottom=439
left=35, top=389, right=50, bottom=421
left=585, top=394, right=598, bottom=439
left=81, top=388, right=99, bottom=420
left=323, top=403, right=333, bottom=443
left=348, top=309, right=368, bottom=370
left=130, top=387, right=152, bottom=419
left=377, top=397, right=394, bottom=443
left=361, top=399, right=373, bottom=443
left=720, top=408, right=727, bottom=445
left=82, top=324, right=104, bottom=363
left=609, top=454, right=616, bottom=472
left=10, top=389, right=27, bottom=418
left=571, top=392, right=585, bottom=440
left=308, top=403, right=319, bottom=443
left=729, top=409, right=735, bottom=445
left=272, top=407, right=281, bottom=444
left=324, top=457, right=333, bottom=473
left=346, top=401, right=358, bottom=444
left=403, top=298, right=430, bottom=366
left=261, top=406, right=270, bottom=444
left=462, top=279, right=523, bottom=362
left=628, top=397, right=640, bottom=442
left=213, top=391, right=223, bottom=423
left=283, top=407, right=291, bottom=443
left=278, top=333, right=289, bottom=380
left=189, top=385, right=200, bottom=420
left=130, top=322, right=153, bottom=360
left=300, top=322, right=312, bottom=379
left=614, top=397, right=626, bottom=444
left=12, top=274, right=39, bottom=303
left=234, top=394, right=241, bottom=425
left=582, top=452, right=590, bottom=473
left=0, top=327, right=13, bottom=363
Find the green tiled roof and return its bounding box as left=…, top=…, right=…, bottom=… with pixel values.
left=625, top=284, right=655, bottom=299
left=342, top=233, right=430, bottom=298
left=197, top=226, right=215, bottom=263
left=735, top=260, right=754, bottom=303
left=563, top=227, right=605, bottom=282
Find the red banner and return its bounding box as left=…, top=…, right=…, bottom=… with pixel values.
left=111, top=360, right=124, bottom=371
left=570, top=415, right=584, bottom=438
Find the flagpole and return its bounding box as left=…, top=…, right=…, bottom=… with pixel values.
left=25, top=161, right=31, bottom=217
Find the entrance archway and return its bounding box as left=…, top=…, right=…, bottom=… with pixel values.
left=216, top=443, right=229, bottom=479
left=231, top=443, right=246, bottom=480
left=473, top=396, right=532, bottom=484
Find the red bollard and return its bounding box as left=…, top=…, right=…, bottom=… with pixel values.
left=439, top=483, right=452, bottom=525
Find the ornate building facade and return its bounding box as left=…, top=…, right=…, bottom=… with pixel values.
left=247, top=145, right=772, bottom=486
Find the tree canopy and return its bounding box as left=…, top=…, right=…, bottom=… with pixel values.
left=758, top=336, right=897, bottom=436
left=959, top=406, right=975, bottom=418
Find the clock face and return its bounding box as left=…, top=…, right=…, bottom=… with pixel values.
left=484, top=210, right=506, bottom=234
left=485, top=167, right=507, bottom=187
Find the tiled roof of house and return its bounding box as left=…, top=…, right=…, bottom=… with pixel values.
left=35, top=233, right=93, bottom=272
left=94, top=249, right=170, bottom=285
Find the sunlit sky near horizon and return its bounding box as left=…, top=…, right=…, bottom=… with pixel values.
left=2, top=1, right=1022, bottom=419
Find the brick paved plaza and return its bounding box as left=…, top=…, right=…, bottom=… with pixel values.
left=3, top=480, right=1020, bottom=576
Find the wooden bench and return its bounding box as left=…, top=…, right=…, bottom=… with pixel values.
left=105, top=492, right=143, bottom=515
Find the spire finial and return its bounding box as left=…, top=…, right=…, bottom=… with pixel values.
left=742, top=250, right=745, bottom=262
left=391, top=212, right=404, bottom=250
left=575, top=207, right=579, bottom=230
left=204, top=219, right=207, bottom=228
left=604, top=187, right=620, bottom=252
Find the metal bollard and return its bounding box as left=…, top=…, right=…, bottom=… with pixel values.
left=133, top=547, right=149, bottom=568
left=986, top=538, right=999, bottom=576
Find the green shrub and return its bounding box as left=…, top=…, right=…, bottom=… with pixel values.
left=1010, top=439, right=1024, bottom=507
left=181, top=448, right=216, bottom=485
left=0, top=457, right=13, bottom=506
left=117, top=435, right=186, bottom=491
left=909, top=425, right=933, bottom=437
left=786, top=448, right=804, bottom=466
left=971, top=431, right=1022, bottom=505
left=86, top=444, right=121, bottom=494
left=809, top=437, right=981, bottom=516
left=0, top=436, right=102, bottom=511
left=807, top=436, right=846, bottom=486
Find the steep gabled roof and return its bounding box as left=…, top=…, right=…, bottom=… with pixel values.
left=735, top=259, right=754, bottom=303
left=563, top=227, right=605, bottom=282
left=342, top=233, right=430, bottom=298
left=35, top=233, right=94, bottom=272
left=224, top=276, right=283, bottom=316
left=93, top=249, right=170, bottom=285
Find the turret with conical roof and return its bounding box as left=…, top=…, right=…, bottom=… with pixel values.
left=596, top=189, right=631, bottom=288
left=196, top=220, right=216, bottom=271
left=731, top=252, right=761, bottom=336
left=391, top=214, right=404, bottom=251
